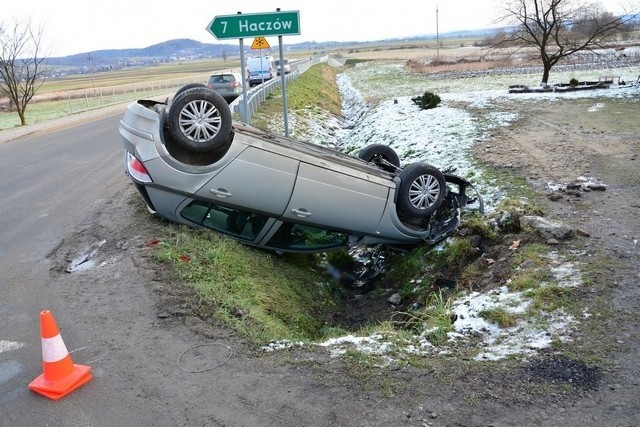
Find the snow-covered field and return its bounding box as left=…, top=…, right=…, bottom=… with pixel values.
left=294, top=62, right=640, bottom=211
left=264, top=61, right=640, bottom=360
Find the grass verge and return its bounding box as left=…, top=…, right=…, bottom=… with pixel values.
left=152, top=226, right=342, bottom=345
left=251, top=63, right=342, bottom=132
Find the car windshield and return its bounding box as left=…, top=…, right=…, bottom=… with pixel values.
left=210, top=75, right=234, bottom=83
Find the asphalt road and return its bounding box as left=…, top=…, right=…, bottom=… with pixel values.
left=0, top=109, right=154, bottom=425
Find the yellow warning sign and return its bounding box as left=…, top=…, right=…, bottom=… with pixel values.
left=251, top=37, right=270, bottom=49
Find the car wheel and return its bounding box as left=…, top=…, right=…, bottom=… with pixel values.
left=397, top=163, right=446, bottom=217
left=168, top=87, right=232, bottom=153
left=358, top=144, right=400, bottom=172
left=173, top=83, right=207, bottom=100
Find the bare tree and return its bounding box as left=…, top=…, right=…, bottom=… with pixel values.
left=499, top=0, right=638, bottom=84
left=0, top=19, right=49, bottom=126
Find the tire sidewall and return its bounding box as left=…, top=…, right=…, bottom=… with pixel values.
left=173, top=83, right=207, bottom=100
left=358, top=144, right=400, bottom=172
left=397, top=163, right=446, bottom=218
left=168, top=87, right=232, bottom=153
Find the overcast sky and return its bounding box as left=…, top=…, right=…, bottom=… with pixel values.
left=6, top=0, right=638, bottom=57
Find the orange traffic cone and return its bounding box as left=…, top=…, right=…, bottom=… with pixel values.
left=28, top=310, right=92, bottom=400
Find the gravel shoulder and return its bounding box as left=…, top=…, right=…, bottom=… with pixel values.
left=469, top=94, right=640, bottom=425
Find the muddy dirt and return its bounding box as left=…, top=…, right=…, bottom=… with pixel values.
left=47, top=82, right=640, bottom=425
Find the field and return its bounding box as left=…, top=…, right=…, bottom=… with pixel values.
left=3, top=33, right=637, bottom=131
left=0, top=37, right=479, bottom=125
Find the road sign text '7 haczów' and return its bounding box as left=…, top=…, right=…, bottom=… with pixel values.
left=207, top=11, right=300, bottom=40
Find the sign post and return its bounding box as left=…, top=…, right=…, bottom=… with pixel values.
left=277, top=34, right=289, bottom=137
left=206, top=10, right=300, bottom=135
left=238, top=37, right=248, bottom=122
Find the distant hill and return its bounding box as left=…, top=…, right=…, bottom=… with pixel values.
left=46, top=37, right=363, bottom=71
left=45, top=30, right=499, bottom=72
left=46, top=39, right=239, bottom=68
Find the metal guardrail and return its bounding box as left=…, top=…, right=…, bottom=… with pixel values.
left=65, top=75, right=210, bottom=114
left=229, top=56, right=328, bottom=123
left=229, top=72, right=298, bottom=122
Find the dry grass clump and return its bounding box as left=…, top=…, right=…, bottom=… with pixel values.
left=405, top=56, right=521, bottom=74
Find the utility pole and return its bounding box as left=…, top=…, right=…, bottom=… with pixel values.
left=436, top=4, right=440, bottom=61
left=87, top=53, right=96, bottom=91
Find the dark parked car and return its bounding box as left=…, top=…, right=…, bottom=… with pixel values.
left=120, top=85, right=483, bottom=253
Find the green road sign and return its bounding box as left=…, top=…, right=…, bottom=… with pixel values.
left=207, top=11, right=300, bottom=40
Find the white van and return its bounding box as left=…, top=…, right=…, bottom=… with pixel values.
left=247, top=56, right=275, bottom=86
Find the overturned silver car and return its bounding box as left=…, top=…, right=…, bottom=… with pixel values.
left=120, top=85, right=483, bottom=253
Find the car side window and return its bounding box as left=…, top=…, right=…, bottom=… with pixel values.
left=181, top=200, right=268, bottom=240
left=267, top=222, right=348, bottom=251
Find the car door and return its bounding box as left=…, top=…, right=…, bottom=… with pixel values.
left=282, top=163, right=389, bottom=234
left=192, top=146, right=299, bottom=216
